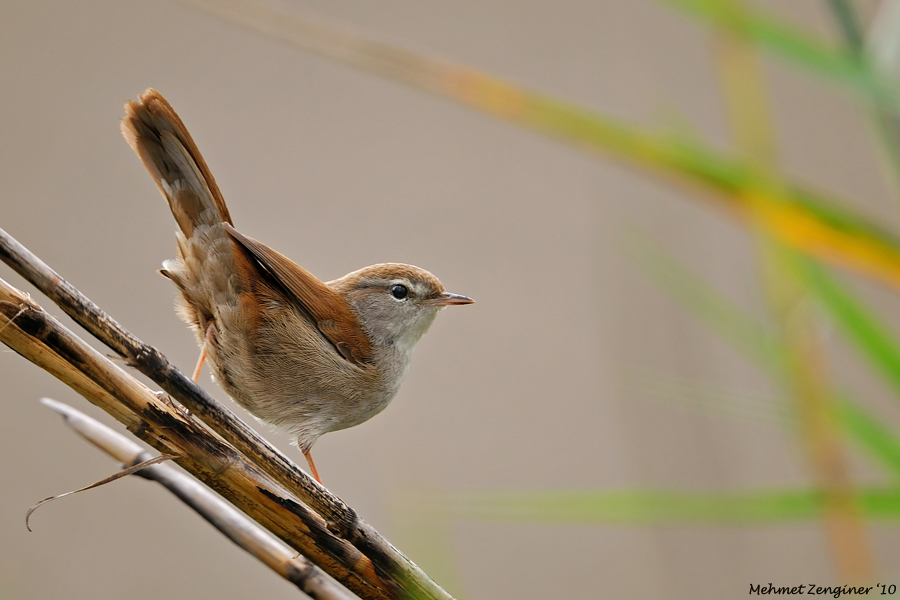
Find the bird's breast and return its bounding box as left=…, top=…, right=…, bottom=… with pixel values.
left=206, top=300, right=410, bottom=438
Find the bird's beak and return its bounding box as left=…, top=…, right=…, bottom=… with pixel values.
left=428, top=292, right=475, bottom=306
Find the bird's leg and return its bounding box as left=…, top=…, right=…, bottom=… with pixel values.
left=191, top=322, right=214, bottom=383
left=302, top=448, right=322, bottom=484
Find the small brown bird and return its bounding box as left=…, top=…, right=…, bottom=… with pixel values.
left=121, top=89, right=473, bottom=483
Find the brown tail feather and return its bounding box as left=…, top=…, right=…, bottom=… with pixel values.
left=121, top=89, right=233, bottom=235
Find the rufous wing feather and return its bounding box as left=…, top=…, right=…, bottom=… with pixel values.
left=223, top=223, right=372, bottom=365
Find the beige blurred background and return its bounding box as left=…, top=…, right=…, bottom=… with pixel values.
left=3, top=1, right=900, bottom=598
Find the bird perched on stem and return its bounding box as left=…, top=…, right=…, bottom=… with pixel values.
left=121, top=89, right=473, bottom=483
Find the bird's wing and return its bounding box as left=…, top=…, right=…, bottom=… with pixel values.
left=223, top=223, right=372, bottom=365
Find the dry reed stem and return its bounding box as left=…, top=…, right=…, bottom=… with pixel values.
left=39, top=398, right=358, bottom=600
left=0, top=276, right=395, bottom=600
left=0, top=227, right=452, bottom=600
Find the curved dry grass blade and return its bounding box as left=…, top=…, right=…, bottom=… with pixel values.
left=40, top=398, right=358, bottom=600
left=25, top=453, right=175, bottom=532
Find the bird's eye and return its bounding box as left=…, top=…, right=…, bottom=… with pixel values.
left=390, top=284, right=409, bottom=300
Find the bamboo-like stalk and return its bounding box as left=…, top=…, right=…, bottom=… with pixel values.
left=38, top=397, right=358, bottom=600
left=0, top=275, right=402, bottom=600
left=0, top=227, right=451, bottom=600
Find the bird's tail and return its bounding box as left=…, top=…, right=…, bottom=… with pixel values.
left=122, top=89, right=246, bottom=339
left=121, top=89, right=232, bottom=235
